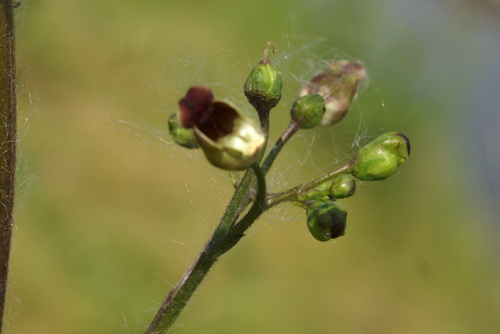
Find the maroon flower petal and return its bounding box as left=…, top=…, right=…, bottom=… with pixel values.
left=178, top=86, right=214, bottom=128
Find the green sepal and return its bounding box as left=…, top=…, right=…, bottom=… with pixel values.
left=290, top=94, right=325, bottom=129
left=168, top=113, right=199, bottom=149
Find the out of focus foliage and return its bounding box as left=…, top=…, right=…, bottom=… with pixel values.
left=9, top=0, right=500, bottom=333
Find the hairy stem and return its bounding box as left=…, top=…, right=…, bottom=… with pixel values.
left=0, top=1, right=17, bottom=332
left=146, top=163, right=267, bottom=334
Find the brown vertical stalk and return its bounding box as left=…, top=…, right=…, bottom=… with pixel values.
left=0, top=0, right=16, bottom=332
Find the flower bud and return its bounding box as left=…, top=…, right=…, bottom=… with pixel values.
left=179, top=86, right=266, bottom=170
left=244, top=42, right=282, bottom=112
left=306, top=201, right=347, bottom=242
left=168, top=113, right=199, bottom=149
left=329, top=174, right=356, bottom=198
left=349, top=132, right=410, bottom=181
left=298, top=60, right=366, bottom=127
left=290, top=94, right=325, bottom=129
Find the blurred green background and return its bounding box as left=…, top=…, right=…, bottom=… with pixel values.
left=7, top=0, right=500, bottom=333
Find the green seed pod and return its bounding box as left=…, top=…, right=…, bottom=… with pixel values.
left=244, top=42, right=282, bottom=112
left=329, top=174, right=356, bottom=198
left=306, top=201, right=347, bottom=242
left=168, top=113, right=199, bottom=149
left=290, top=94, right=325, bottom=129
left=349, top=132, right=410, bottom=181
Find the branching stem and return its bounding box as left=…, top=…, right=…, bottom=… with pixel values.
left=145, top=163, right=267, bottom=334
left=266, top=165, right=351, bottom=209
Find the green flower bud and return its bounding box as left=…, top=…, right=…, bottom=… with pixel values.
left=168, top=113, right=199, bottom=149
left=329, top=174, right=356, bottom=198
left=290, top=94, right=325, bottom=129
left=298, top=60, right=366, bottom=127
left=296, top=175, right=355, bottom=203
left=244, top=42, right=282, bottom=112
left=306, top=201, right=347, bottom=242
left=349, top=132, right=410, bottom=181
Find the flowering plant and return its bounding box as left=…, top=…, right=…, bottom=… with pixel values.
left=148, top=42, right=410, bottom=333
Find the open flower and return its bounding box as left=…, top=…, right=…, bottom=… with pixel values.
left=298, top=60, right=366, bottom=127
left=178, top=86, right=266, bottom=171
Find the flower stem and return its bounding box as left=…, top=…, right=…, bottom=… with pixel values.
left=146, top=163, right=267, bottom=334
left=266, top=165, right=351, bottom=208
left=0, top=2, right=17, bottom=332
left=261, top=122, right=299, bottom=176
left=212, top=108, right=270, bottom=236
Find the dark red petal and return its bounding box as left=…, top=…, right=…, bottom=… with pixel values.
left=178, top=86, right=214, bottom=128
left=178, top=98, right=195, bottom=128
left=196, top=101, right=238, bottom=142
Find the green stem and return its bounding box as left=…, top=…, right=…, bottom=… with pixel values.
left=146, top=163, right=267, bottom=334
left=212, top=107, right=270, bottom=236
left=266, top=165, right=351, bottom=209
left=0, top=2, right=17, bottom=332
left=212, top=168, right=254, bottom=239
left=232, top=163, right=266, bottom=234
left=261, top=121, right=298, bottom=176
left=144, top=252, right=216, bottom=334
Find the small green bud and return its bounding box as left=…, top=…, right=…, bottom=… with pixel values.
left=244, top=42, right=283, bottom=112
left=296, top=175, right=355, bottom=202
left=306, top=201, right=347, bottom=242
left=290, top=94, right=325, bottom=129
left=168, top=113, right=199, bottom=149
left=298, top=60, right=366, bottom=127
left=329, top=175, right=356, bottom=198
left=349, top=132, right=410, bottom=181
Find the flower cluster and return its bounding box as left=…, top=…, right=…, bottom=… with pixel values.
left=168, top=43, right=410, bottom=242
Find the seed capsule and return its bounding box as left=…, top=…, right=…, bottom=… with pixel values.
left=244, top=42, right=283, bottom=113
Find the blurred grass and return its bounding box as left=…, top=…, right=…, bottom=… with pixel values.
left=7, top=0, right=500, bottom=333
